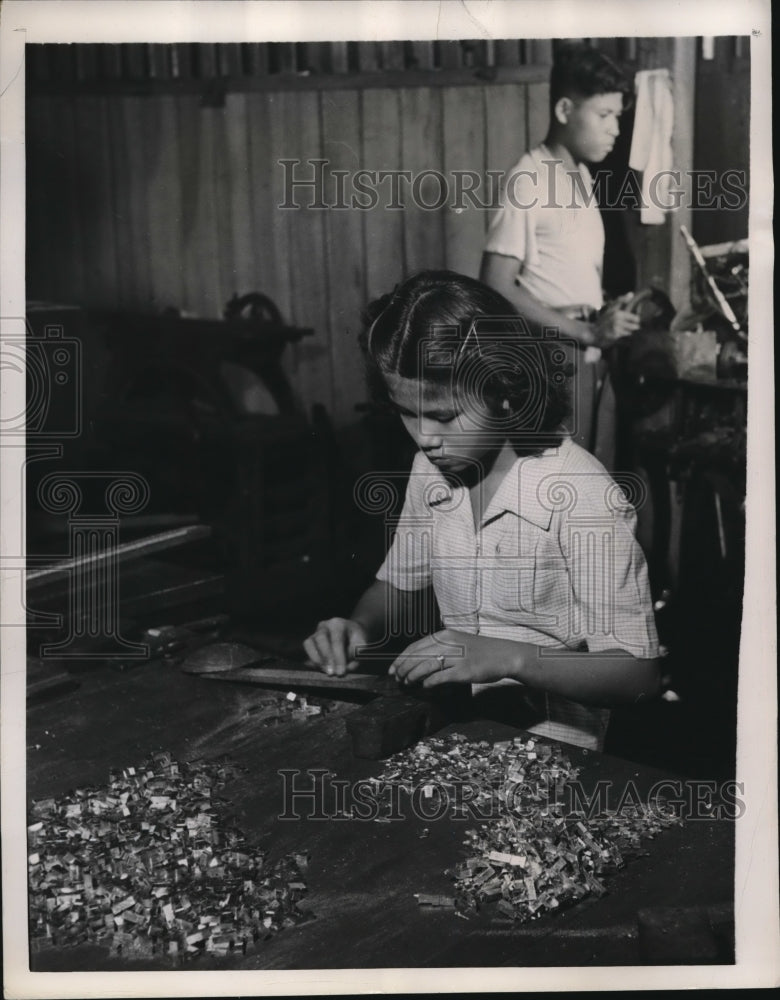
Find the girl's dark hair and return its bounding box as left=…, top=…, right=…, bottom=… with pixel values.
left=360, top=270, right=571, bottom=454
left=550, top=43, right=633, bottom=110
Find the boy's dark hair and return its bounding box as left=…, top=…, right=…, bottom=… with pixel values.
left=550, top=43, right=633, bottom=108
left=360, top=270, right=571, bottom=454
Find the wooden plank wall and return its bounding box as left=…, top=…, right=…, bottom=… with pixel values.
left=26, top=80, right=548, bottom=426
left=692, top=36, right=750, bottom=247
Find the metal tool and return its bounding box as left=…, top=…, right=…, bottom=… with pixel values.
left=679, top=226, right=747, bottom=342
left=179, top=640, right=468, bottom=758
left=180, top=640, right=396, bottom=693
left=26, top=525, right=212, bottom=589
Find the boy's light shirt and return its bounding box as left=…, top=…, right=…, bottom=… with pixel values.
left=376, top=438, right=659, bottom=750
left=486, top=145, right=605, bottom=367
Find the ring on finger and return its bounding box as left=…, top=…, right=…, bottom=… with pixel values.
left=436, top=654, right=446, bottom=671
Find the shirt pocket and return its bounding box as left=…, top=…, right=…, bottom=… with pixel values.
left=490, top=537, right=567, bottom=629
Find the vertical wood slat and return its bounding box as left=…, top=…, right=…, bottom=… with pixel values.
left=221, top=94, right=257, bottom=300
left=245, top=92, right=296, bottom=395
left=485, top=83, right=528, bottom=236
left=123, top=44, right=147, bottom=79
left=461, top=40, right=488, bottom=69
left=143, top=96, right=186, bottom=311
left=99, top=45, right=123, bottom=80
left=442, top=87, right=485, bottom=278
left=361, top=88, right=405, bottom=304
left=147, top=44, right=170, bottom=80
left=211, top=104, right=239, bottom=307
left=409, top=41, right=434, bottom=70
left=357, top=42, right=380, bottom=72
left=74, top=44, right=99, bottom=81
left=400, top=88, right=446, bottom=275
left=71, top=97, right=118, bottom=307
left=437, top=41, right=463, bottom=69
left=526, top=78, right=550, bottom=148
left=218, top=44, right=244, bottom=78
left=108, top=98, right=153, bottom=309
left=321, top=91, right=367, bottom=424
left=329, top=42, right=349, bottom=74
left=244, top=43, right=269, bottom=77
left=379, top=42, right=405, bottom=71
left=26, top=97, right=68, bottom=299
left=272, top=43, right=297, bottom=74
left=304, top=43, right=331, bottom=74
left=177, top=97, right=223, bottom=316
left=495, top=40, right=521, bottom=67
left=195, top=44, right=220, bottom=79
left=526, top=39, right=554, bottom=65
left=668, top=37, right=696, bottom=310
left=170, top=44, right=193, bottom=79
left=279, top=91, right=332, bottom=418
left=61, top=95, right=87, bottom=303
left=25, top=96, right=48, bottom=298
left=26, top=45, right=50, bottom=82
left=692, top=41, right=749, bottom=247
left=47, top=45, right=75, bottom=82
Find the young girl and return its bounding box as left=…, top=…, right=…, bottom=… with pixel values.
left=303, top=271, right=660, bottom=751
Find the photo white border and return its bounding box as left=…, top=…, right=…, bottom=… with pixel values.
left=1, top=1, right=776, bottom=995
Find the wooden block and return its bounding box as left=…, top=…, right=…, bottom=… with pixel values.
left=345, top=695, right=432, bottom=760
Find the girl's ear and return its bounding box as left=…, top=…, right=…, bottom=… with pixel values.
left=502, top=399, right=511, bottom=410
left=553, top=97, right=573, bottom=124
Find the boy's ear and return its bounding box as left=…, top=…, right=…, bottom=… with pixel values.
left=553, top=97, right=574, bottom=125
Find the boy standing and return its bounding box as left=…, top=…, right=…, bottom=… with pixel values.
left=480, top=44, right=639, bottom=468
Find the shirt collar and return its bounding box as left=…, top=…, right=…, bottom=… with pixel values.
left=485, top=450, right=561, bottom=531
left=424, top=442, right=569, bottom=531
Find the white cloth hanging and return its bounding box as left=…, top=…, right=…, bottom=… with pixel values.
left=629, top=68, right=675, bottom=224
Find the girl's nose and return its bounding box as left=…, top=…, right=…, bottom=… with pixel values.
left=418, top=421, right=443, bottom=449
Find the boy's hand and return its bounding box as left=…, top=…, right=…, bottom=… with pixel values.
left=303, top=618, right=369, bottom=677
left=593, top=294, right=641, bottom=346
left=389, top=630, right=526, bottom=688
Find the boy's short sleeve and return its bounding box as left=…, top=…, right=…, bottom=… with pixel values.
left=375, top=456, right=435, bottom=592
left=484, top=155, right=540, bottom=269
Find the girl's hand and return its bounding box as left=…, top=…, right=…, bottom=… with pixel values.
left=303, top=618, right=369, bottom=676
left=388, top=630, right=526, bottom=688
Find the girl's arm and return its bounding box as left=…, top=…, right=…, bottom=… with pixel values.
left=510, top=641, right=661, bottom=706
left=304, top=580, right=421, bottom=676
left=390, top=630, right=661, bottom=708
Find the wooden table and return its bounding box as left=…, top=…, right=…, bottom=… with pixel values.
left=26, top=660, right=735, bottom=970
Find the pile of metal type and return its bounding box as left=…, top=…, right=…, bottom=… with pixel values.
left=372, top=733, right=681, bottom=922
left=246, top=690, right=330, bottom=726
left=28, top=752, right=313, bottom=960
